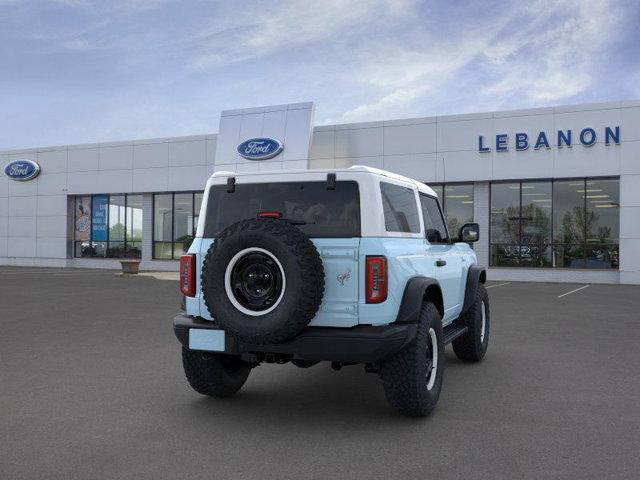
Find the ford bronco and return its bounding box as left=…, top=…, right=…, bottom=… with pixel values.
left=173, top=166, right=489, bottom=416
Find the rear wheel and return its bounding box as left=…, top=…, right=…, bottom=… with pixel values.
left=182, top=348, right=251, bottom=397
left=381, top=302, right=444, bottom=417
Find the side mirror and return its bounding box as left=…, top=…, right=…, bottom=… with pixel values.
left=458, top=223, right=480, bottom=243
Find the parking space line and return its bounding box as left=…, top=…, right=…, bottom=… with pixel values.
left=51, top=273, right=115, bottom=276
left=0, top=270, right=114, bottom=276
left=486, top=282, right=511, bottom=289
left=0, top=271, right=60, bottom=275
left=557, top=284, right=590, bottom=298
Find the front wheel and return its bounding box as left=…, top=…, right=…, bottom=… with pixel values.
left=182, top=348, right=251, bottom=397
left=452, top=283, right=490, bottom=362
left=381, top=302, right=444, bottom=417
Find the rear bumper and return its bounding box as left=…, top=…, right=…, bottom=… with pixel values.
left=173, top=314, right=417, bottom=364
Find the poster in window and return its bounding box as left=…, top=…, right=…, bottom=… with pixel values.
left=75, top=196, right=91, bottom=241
left=91, top=195, right=108, bottom=242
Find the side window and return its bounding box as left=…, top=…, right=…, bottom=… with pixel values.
left=380, top=182, right=420, bottom=233
left=420, top=194, right=448, bottom=243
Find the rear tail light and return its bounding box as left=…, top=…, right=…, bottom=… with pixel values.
left=180, top=255, right=196, bottom=297
left=366, top=256, right=387, bottom=304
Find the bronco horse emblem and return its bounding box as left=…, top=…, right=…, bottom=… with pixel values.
left=336, top=269, right=351, bottom=286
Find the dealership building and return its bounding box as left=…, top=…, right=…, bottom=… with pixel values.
left=1, top=100, right=639, bottom=284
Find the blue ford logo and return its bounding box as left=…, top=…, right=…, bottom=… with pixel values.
left=4, top=159, right=41, bottom=181
left=237, top=137, right=283, bottom=160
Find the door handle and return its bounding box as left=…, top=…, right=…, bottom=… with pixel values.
left=436, top=260, right=447, bottom=267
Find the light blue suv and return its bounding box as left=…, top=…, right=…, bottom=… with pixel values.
left=174, top=166, right=489, bottom=416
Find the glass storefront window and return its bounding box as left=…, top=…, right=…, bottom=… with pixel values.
left=553, top=180, right=586, bottom=267
left=194, top=192, right=203, bottom=233
left=428, top=183, right=474, bottom=238
left=520, top=181, right=552, bottom=267
left=126, top=195, right=143, bottom=259
left=74, top=196, right=92, bottom=257
left=73, top=193, right=143, bottom=259
left=108, top=195, right=126, bottom=258
left=553, top=180, right=585, bottom=245
left=173, top=193, right=194, bottom=257
left=153, top=191, right=204, bottom=259
left=585, top=178, right=619, bottom=269
left=153, top=194, right=173, bottom=259
left=491, top=178, right=619, bottom=269
left=490, top=183, right=520, bottom=266
left=443, top=184, right=474, bottom=236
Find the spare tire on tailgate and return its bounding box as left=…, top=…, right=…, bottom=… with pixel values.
left=201, top=218, right=325, bottom=344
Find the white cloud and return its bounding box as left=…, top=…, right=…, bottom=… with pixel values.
left=334, top=0, right=625, bottom=122
left=337, top=35, right=493, bottom=121
left=190, top=0, right=415, bottom=69
left=51, top=0, right=172, bottom=13
left=481, top=0, right=621, bottom=105
left=0, top=0, right=634, bottom=149
left=339, top=85, right=429, bottom=121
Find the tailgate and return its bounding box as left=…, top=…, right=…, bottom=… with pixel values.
left=309, top=238, right=360, bottom=327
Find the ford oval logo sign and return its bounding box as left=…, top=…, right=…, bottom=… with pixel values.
left=4, top=159, right=41, bottom=182
left=237, top=137, right=283, bottom=160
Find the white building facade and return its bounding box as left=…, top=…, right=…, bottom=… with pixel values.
left=1, top=100, right=639, bottom=284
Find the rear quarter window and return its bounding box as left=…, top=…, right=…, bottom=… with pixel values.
left=204, top=181, right=361, bottom=238
left=380, top=182, right=420, bottom=233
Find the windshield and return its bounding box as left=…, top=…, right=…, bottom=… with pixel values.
left=203, top=181, right=361, bottom=238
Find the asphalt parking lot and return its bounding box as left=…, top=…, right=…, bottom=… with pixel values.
left=1, top=268, right=639, bottom=480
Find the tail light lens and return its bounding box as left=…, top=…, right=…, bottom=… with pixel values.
left=180, top=255, right=196, bottom=297
left=366, top=256, right=387, bottom=304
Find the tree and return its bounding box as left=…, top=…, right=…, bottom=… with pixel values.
left=109, top=223, right=125, bottom=241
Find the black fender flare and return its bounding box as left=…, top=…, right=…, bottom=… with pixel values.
left=395, top=276, right=444, bottom=323
left=461, top=265, right=486, bottom=314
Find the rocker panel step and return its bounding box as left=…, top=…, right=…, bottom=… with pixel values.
left=443, top=324, right=468, bottom=345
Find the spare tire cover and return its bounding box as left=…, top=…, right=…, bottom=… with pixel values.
left=201, top=218, right=325, bottom=344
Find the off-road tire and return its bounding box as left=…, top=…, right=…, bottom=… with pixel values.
left=381, top=302, right=444, bottom=417
left=452, top=283, right=490, bottom=362
left=182, top=348, right=251, bottom=397
left=201, top=218, right=324, bottom=344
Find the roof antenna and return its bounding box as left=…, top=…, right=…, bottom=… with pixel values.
left=442, top=157, right=446, bottom=184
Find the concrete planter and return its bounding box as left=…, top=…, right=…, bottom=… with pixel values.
left=119, top=259, right=141, bottom=274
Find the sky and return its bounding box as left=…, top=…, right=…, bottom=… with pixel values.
left=1, top=0, right=639, bottom=150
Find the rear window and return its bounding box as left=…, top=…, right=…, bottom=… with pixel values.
left=380, top=182, right=420, bottom=233
left=204, top=181, right=360, bottom=238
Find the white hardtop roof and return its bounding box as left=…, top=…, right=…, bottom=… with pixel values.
left=209, top=165, right=438, bottom=197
